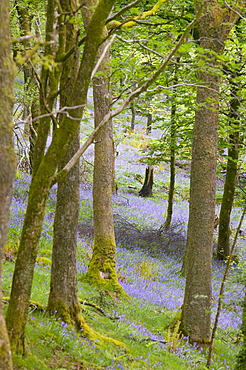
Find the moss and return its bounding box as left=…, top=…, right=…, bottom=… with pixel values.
left=81, top=270, right=128, bottom=298
left=3, top=297, right=45, bottom=312
left=36, top=256, right=52, bottom=266
left=82, top=235, right=128, bottom=296
left=39, top=249, right=52, bottom=256
left=13, top=353, right=50, bottom=370
left=108, top=0, right=167, bottom=29
left=48, top=299, right=124, bottom=348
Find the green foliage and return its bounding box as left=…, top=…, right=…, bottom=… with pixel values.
left=135, top=260, right=159, bottom=286
left=165, top=320, right=182, bottom=352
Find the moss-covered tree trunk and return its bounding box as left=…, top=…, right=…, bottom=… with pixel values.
left=84, top=16, right=121, bottom=289
left=217, top=30, right=242, bottom=260
left=6, top=0, right=116, bottom=354
left=47, top=0, right=84, bottom=328
left=164, top=101, right=176, bottom=228
left=181, top=0, right=241, bottom=345
left=47, top=131, right=84, bottom=328
left=0, top=0, right=15, bottom=368
left=146, top=113, right=152, bottom=135
left=164, top=58, right=179, bottom=228
left=15, top=3, right=40, bottom=170
left=130, top=102, right=136, bottom=131
left=32, top=0, right=61, bottom=176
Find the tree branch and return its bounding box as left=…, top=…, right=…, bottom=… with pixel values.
left=106, top=0, right=142, bottom=24
left=52, top=8, right=202, bottom=185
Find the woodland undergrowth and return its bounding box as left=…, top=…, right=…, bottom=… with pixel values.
left=3, top=125, right=246, bottom=370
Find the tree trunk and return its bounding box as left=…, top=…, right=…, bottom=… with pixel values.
left=47, top=132, right=84, bottom=327
left=217, top=48, right=242, bottom=260
left=0, top=0, right=15, bottom=368
left=6, top=0, right=116, bottom=354
left=164, top=59, right=179, bottom=229
left=181, top=0, right=240, bottom=345
left=130, top=102, right=135, bottom=131
left=146, top=112, right=152, bottom=135
left=164, top=103, right=176, bottom=228
left=47, top=0, right=85, bottom=329
left=85, top=22, right=120, bottom=289
left=139, top=165, right=154, bottom=197
left=32, top=0, right=61, bottom=176
left=15, top=4, right=40, bottom=172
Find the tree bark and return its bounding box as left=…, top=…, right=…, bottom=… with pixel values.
left=164, top=101, right=176, bottom=228
left=217, top=29, right=242, bottom=260
left=15, top=4, right=40, bottom=172
left=47, top=132, right=83, bottom=326
left=139, top=165, right=154, bottom=197
left=181, top=0, right=241, bottom=344
left=47, top=0, right=84, bottom=328
left=164, top=59, right=179, bottom=229
left=146, top=112, right=152, bottom=135
left=130, top=102, right=136, bottom=131
left=6, top=0, right=116, bottom=354
left=84, top=14, right=120, bottom=289
left=0, top=0, right=15, bottom=368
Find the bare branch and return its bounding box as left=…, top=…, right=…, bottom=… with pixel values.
left=56, top=3, right=85, bottom=29
left=106, top=0, right=142, bottom=24
left=116, top=35, right=164, bottom=58
left=12, top=35, right=36, bottom=44
left=16, top=104, right=87, bottom=125
left=225, top=2, right=246, bottom=21
left=146, top=83, right=221, bottom=94
left=92, top=34, right=117, bottom=78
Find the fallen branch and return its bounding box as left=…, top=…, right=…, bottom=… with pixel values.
left=79, top=299, right=120, bottom=320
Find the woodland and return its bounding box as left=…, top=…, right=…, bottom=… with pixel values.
left=1, top=0, right=246, bottom=369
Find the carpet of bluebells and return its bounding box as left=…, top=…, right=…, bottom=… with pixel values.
left=6, top=123, right=246, bottom=369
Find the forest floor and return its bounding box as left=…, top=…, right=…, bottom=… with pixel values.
left=3, top=121, right=246, bottom=369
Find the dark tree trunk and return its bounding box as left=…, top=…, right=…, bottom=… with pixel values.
left=164, top=102, right=176, bottom=228
left=164, top=58, right=179, bottom=228
left=217, top=41, right=241, bottom=260
left=146, top=113, right=152, bottom=135
left=47, top=0, right=84, bottom=329
left=47, top=132, right=83, bottom=327
left=139, top=165, right=154, bottom=197
left=130, top=102, right=135, bottom=131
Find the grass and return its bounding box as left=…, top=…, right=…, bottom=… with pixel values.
left=3, top=204, right=244, bottom=369
left=3, top=124, right=246, bottom=369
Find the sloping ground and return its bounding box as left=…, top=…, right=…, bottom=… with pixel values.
left=10, top=122, right=246, bottom=364
left=77, top=122, right=246, bottom=336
